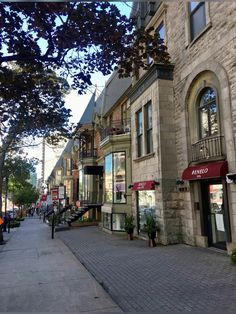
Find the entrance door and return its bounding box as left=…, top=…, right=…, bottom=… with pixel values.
left=201, top=182, right=227, bottom=249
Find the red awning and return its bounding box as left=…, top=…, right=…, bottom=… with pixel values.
left=132, top=180, right=156, bottom=191
left=182, top=161, right=228, bottom=181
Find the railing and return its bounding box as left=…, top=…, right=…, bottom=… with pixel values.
left=79, top=191, right=103, bottom=206
left=100, top=119, right=131, bottom=141
left=79, top=148, right=97, bottom=159
left=191, top=135, right=225, bottom=162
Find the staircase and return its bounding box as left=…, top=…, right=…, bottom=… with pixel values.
left=65, top=207, right=90, bottom=226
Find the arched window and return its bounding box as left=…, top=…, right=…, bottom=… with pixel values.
left=198, top=87, right=218, bottom=138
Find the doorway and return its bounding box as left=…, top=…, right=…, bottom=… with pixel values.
left=201, top=181, right=227, bottom=250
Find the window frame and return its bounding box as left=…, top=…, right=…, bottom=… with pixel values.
left=145, top=101, right=153, bottom=154
left=189, top=2, right=206, bottom=41
left=197, top=87, right=219, bottom=140
left=136, top=109, right=143, bottom=157
left=104, top=152, right=127, bottom=204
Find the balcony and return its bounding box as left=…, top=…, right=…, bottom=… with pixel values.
left=191, top=135, right=225, bottom=163
left=100, top=120, right=131, bottom=142
left=80, top=191, right=103, bottom=207
left=79, top=148, right=97, bottom=159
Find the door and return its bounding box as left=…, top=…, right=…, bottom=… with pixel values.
left=201, top=181, right=227, bottom=249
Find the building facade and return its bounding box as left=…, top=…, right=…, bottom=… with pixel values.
left=129, top=1, right=236, bottom=252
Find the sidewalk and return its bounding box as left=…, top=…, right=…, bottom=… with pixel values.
left=0, top=218, right=121, bottom=313
left=58, top=226, right=236, bottom=313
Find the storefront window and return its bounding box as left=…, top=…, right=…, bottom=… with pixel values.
left=104, top=152, right=126, bottom=204
left=113, top=152, right=126, bottom=203
left=103, top=212, right=111, bottom=229
left=105, top=154, right=113, bottom=203
left=79, top=169, right=84, bottom=200
left=138, top=190, right=156, bottom=233
left=112, top=213, right=126, bottom=231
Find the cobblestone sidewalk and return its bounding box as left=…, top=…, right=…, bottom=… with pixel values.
left=58, top=226, right=236, bottom=312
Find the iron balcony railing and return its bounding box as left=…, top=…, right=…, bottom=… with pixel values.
left=191, top=135, right=225, bottom=162
left=79, top=148, right=97, bottom=159
left=100, top=119, right=131, bottom=141
left=79, top=191, right=103, bottom=206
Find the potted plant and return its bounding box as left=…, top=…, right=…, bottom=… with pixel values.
left=124, top=214, right=135, bottom=240
left=144, top=213, right=160, bottom=247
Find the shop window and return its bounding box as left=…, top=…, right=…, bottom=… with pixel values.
left=145, top=102, right=153, bottom=154
left=198, top=87, right=218, bottom=139
left=137, top=190, right=156, bottom=233
left=112, top=213, right=126, bottom=231
left=103, top=212, right=111, bottom=230
left=189, top=2, right=206, bottom=41
left=104, top=152, right=126, bottom=204
left=104, top=154, right=113, bottom=203
left=136, top=109, right=143, bottom=157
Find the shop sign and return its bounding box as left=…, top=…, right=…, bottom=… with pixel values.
left=182, top=161, right=228, bottom=181
left=51, top=188, right=59, bottom=201
left=132, top=180, right=156, bottom=191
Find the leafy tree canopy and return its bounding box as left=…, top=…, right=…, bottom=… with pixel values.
left=0, top=1, right=170, bottom=93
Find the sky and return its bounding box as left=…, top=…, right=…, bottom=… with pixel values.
left=27, top=2, right=132, bottom=181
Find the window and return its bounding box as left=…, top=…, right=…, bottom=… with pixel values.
left=137, top=109, right=143, bottom=157
left=113, top=152, right=126, bottom=203
left=66, top=158, right=71, bottom=176
left=147, top=21, right=165, bottom=65
left=104, top=152, right=126, bottom=204
left=145, top=102, right=153, bottom=154
left=136, top=102, right=153, bottom=157
left=198, top=87, right=218, bottom=138
left=137, top=190, right=156, bottom=233
left=104, top=154, right=113, bottom=203
left=189, top=2, right=206, bottom=41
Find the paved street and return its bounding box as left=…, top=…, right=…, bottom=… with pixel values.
left=58, top=226, right=236, bottom=312
left=0, top=219, right=121, bottom=313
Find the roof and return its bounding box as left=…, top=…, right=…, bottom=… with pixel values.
left=95, top=71, right=131, bottom=117
left=79, top=92, right=96, bottom=125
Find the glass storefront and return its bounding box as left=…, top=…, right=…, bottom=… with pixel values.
left=104, top=152, right=126, bottom=204
left=209, top=183, right=226, bottom=249
left=103, top=212, right=126, bottom=231
left=137, top=190, right=156, bottom=233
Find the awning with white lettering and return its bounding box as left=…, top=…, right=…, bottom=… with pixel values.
left=182, top=161, right=228, bottom=181
left=131, top=180, right=157, bottom=191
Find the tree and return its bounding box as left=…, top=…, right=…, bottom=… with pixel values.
left=11, top=183, right=39, bottom=215
left=0, top=65, right=71, bottom=213
left=0, top=2, right=170, bottom=91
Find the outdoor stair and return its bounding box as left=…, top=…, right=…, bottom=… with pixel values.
left=65, top=207, right=90, bottom=226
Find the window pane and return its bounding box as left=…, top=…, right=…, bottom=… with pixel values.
left=210, top=102, right=218, bottom=135
left=104, top=154, right=113, bottom=203
left=147, top=129, right=153, bottom=154
left=113, top=152, right=126, bottom=204
left=112, top=213, right=126, bottom=231
left=200, top=107, right=209, bottom=138
left=190, top=3, right=206, bottom=40
left=137, top=110, right=142, bottom=135
left=138, top=190, right=156, bottom=233
left=190, top=2, right=199, bottom=12
left=137, top=134, right=143, bottom=157
left=156, top=22, right=165, bottom=40
left=103, top=213, right=111, bottom=230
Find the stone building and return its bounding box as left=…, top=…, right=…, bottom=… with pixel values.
left=129, top=1, right=236, bottom=252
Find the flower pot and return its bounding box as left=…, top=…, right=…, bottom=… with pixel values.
left=148, top=237, right=156, bottom=247
left=127, top=232, right=134, bottom=240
